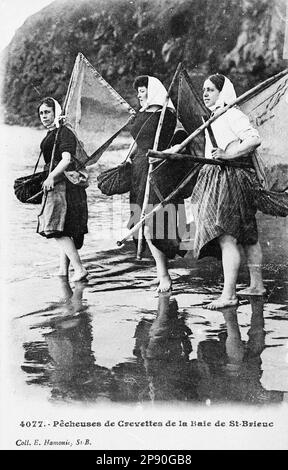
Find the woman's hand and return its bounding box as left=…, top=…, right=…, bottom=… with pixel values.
left=162, top=144, right=182, bottom=154
left=148, top=143, right=182, bottom=163
left=149, top=157, right=162, bottom=164
left=43, top=174, right=56, bottom=192
left=42, top=152, right=71, bottom=192
left=211, top=147, right=228, bottom=160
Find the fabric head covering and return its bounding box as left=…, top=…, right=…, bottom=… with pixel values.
left=207, top=75, right=236, bottom=111
left=141, top=76, right=175, bottom=111
left=209, top=74, right=225, bottom=91
left=52, top=98, right=62, bottom=128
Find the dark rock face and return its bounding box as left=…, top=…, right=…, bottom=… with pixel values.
left=2, top=0, right=287, bottom=126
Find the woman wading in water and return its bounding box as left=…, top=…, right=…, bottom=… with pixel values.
left=37, top=97, right=88, bottom=282
left=174, top=74, right=266, bottom=309
left=128, top=75, right=187, bottom=292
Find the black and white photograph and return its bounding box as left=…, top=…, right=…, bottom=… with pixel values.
left=0, top=0, right=288, bottom=452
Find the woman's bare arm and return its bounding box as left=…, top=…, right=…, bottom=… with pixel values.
left=43, top=152, right=72, bottom=191
left=212, top=135, right=261, bottom=160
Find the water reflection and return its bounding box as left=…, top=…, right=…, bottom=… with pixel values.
left=112, top=294, right=199, bottom=402
left=21, top=282, right=285, bottom=405
left=22, top=278, right=113, bottom=401
left=197, top=298, right=283, bottom=404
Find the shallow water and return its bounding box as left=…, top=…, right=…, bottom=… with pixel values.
left=2, top=124, right=131, bottom=282
left=9, top=252, right=288, bottom=406
left=2, top=124, right=288, bottom=409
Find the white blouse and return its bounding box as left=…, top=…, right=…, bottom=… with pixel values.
left=204, top=107, right=260, bottom=158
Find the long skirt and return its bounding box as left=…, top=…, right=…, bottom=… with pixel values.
left=37, top=180, right=88, bottom=249
left=190, top=165, right=258, bottom=260
left=128, top=152, right=198, bottom=259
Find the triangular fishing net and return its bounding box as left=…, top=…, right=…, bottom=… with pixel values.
left=64, top=53, right=135, bottom=169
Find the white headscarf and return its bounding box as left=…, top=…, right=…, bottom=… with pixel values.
left=52, top=98, right=63, bottom=128
left=208, top=75, right=236, bottom=111
left=141, top=76, right=175, bottom=111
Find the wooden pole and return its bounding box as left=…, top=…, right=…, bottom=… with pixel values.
left=117, top=68, right=288, bottom=247
left=173, top=68, right=288, bottom=154
left=117, top=164, right=200, bottom=247
left=136, top=63, right=182, bottom=259
left=147, top=150, right=253, bottom=169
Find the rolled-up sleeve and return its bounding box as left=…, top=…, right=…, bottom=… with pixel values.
left=227, top=108, right=260, bottom=141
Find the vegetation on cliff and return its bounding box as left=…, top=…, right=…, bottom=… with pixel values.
left=2, top=0, right=287, bottom=126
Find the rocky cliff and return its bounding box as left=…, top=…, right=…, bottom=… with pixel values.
left=2, top=0, right=287, bottom=126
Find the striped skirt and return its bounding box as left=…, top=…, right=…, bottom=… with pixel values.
left=190, top=165, right=258, bottom=259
